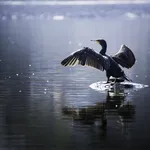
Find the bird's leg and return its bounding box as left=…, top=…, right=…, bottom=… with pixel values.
left=106, top=71, right=110, bottom=84
left=106, top=77, right=110, bottom=83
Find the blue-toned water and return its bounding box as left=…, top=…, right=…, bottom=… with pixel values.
left=0, top=3, right=150, bottom=149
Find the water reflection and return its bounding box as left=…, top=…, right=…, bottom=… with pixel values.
left=62, top=84, right=135, bottom=132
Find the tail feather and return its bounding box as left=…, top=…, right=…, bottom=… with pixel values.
left=123, top=74, right=132, bottom=82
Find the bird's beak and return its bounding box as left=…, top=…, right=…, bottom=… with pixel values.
left=91, top=40, right=99, bottom=44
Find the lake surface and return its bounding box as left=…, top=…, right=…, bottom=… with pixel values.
left=0, top=3, right=150, bottom=149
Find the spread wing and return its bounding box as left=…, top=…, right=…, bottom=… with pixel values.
left=61, top=47, right=110, bottom=71
left=112, top=45, right=136, bottom=69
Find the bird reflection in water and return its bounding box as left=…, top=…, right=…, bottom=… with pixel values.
left=62, top=84, right=135, bottom=133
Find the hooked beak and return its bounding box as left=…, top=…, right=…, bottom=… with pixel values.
left=91, top=40, right=99, bottom=44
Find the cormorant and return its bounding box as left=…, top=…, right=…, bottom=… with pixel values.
left=61, top=39, right=136, bottom=83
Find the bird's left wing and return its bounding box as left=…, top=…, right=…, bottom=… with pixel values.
left=61, top=47, right=108, bottom=71
left=112, top=45, right=136, bottom=69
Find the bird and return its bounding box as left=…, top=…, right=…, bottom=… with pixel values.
left=61, top=39, right=136, bottom=83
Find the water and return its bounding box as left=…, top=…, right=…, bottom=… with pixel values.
left=0, top=3, right=150, bottom=149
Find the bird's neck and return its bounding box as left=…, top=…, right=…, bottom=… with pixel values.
left=100, top=48, right=106, bottom=55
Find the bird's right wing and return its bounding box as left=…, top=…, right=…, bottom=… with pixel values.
left=112, top=45, right=136, bottom=69
left=61, top=47, right=109, bottom=71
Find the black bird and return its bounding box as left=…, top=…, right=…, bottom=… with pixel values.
left=61, top=39, right=136, bottom=83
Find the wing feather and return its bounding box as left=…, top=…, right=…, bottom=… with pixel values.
left=61, top=47, right=108, bottom=71
left=64, top=56, right=72, bottom=66
left=69, top=57, right=76, bottom=65
left=112, top=45, right=136, bottom=69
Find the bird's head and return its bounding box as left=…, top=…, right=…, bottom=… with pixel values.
left=91, top=39, right=107, bottom=49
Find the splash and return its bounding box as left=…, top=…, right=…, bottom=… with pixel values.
left=89, top=81, right=149, bottom=92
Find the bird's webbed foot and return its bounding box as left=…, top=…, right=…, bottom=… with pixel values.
left=113, top=78, right=117, bottom=83
left=110, top=78, right=117, bottom=86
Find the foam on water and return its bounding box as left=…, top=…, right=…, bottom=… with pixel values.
left=89, top=81, right=149, bottom=92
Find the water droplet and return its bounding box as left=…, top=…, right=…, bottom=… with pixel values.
left=9, top=76, right=11, bottom=79
left=115, top=105, right=118, bottom=107
left=47, top=80, right=49, bottom=83
left=29, top=77, right=30, bottom=78
left=32, top=73, right=35, bottom=76
left=29, top=64, right=31, bottom=67
left=0, top=60, right=2, bottom=62
left=16, top=74, right=19, bottom=76
left=19, top=90, right=22, bottom=93
left=136, top=75, right=138, bottom=78
left=44, top=92, right=47, bottom=94
left=44, top=89, right=47, bottom=91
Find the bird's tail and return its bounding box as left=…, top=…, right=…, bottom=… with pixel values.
left=123, top=74, right=132, bottom=82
